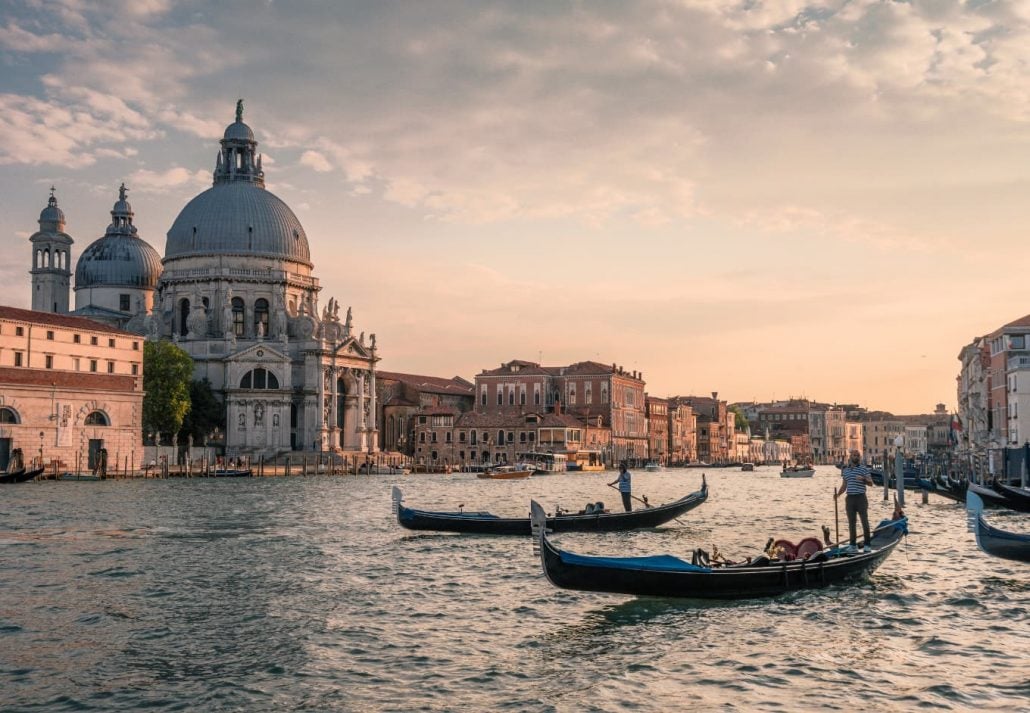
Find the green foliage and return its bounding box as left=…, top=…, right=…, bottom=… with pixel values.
left=179, top=378, right=225, bottom=444
left=142, top=341, right=193, bottom=442
left=730, top=406, right=749, bottom=433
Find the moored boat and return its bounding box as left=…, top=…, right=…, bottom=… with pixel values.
left=993, top=481, right=1030, bottom=512
left=0, top=467, right=44, bottom=484
left=780, top=466, right=815, bottom=478
left=967, top=480, right=1009, bottom=508
left=644, top=461, right=663, bottom=473
left=529, top=501, right=908, bottom=599
left=477, top=466, right=533, bottom=480
left=741, top=463, right=755, bottom=472
left=393, top=476, right=708, bottom=535
left=966, top=491, right=1030, bottom=563
left=210, top=468, right=253, bottom=477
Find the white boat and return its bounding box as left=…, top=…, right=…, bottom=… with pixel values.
left=644, top=461, right=663, bottom=472
left=780, top=466, right=815, bottom=478
left=359, top=463, right=411, bottom=475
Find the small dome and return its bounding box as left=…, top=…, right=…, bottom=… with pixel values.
left=75, top=235, right=162, bottom=289
left=223, top=120, right=255, bottom=142
left=74, top=184, right=162, bottom=289
left=39, top=191, right=65, bottom=226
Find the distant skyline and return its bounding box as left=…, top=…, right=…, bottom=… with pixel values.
left=3, top=1, right=1030, bottom=413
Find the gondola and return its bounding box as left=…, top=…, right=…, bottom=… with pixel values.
left=0, top=467, right=44, bottom=484
left=966, top=491, right=1030, bottom=563
left=992, top=481, right=1030, bottom=513
left=392, top=476, right=708, bottom=535
left=210, top=468, right=253, bottom=478
left=529, top=500, right=908, bottom=599
left=967, top=480, right=1009, bottom=508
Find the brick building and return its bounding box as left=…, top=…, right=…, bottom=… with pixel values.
left=376, top=371, right=474, bottom=455
left=645, top=395, right=669, bottom=465
left=0, top=306, right=143, bottom=473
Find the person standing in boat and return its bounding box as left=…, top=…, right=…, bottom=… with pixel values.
left=836, top=450, right=874, bottom=552
left=609, top=463, right=633, bottom=512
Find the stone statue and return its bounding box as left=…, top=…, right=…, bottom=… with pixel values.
left=332, top=300, right=340, bottom=322
left=345, top=307, right=353, bottom=330
left=238, top=412, right=246, bottom=429
left=274, top=289, right=288, bottom=340
left=222, top=286, right=234, bottom=335
left=236, top=98, right=244, bottom=123
left=370, top=333, right=376, bottom=350
left=359, top=331, right=365, bottom=346
left=254, top=402, right=264, bottom=425
left=256, top=320, right=265, bottom=339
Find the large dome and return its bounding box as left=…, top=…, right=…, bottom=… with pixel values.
left=75, top=183, right=162, bottom=289
left=164, top=182, right=312, bottom=265
left=163, top=101, right=312, bottom=267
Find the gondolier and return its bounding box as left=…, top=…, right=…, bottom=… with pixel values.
left=836, top=450, right=874, bottom=553
left=609, top=463, right=633, bottom=512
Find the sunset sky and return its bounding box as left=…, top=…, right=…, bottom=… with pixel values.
left=2, top=1, right=1029, bottom=413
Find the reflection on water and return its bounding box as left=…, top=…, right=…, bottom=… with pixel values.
left=0, top=466, right=1027, bottom=711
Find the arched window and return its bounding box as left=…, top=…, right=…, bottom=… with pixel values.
left=232, top=297, right=245, bottom=336
left=43, top=249, right=50, bottom=268
left=84, top=411, right=109, bottom=426
left=239, top=368, right=280, bottom=390
left=0, top=406, right=20, bottom=424
left=497, top=390, right=503, bottom=405
left=508, top=390, right=515, bottom=406
left=179, top=298, right=190, bottom=337
left=254, top=298, right=269, bottom=337
left=497, top=430, right=504, bottom=444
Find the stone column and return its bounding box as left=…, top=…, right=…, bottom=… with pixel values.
left=368, top=368, right=378, bottom=453
left=330, top=366, right=339, bottom=450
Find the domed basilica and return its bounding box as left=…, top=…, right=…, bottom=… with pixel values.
left=27, top=101, right=380, bottom=457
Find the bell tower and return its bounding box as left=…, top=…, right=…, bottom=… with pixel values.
left=29, top=187, right=74, bottom=313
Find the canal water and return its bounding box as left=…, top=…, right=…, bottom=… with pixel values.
left=0, top=466, right=1026, bottom=711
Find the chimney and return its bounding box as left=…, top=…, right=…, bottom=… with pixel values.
left=712, top=391, right=719, bottom=401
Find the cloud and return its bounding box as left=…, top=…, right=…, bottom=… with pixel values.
left=299, top=150, right=332, bottom=172
left=127, top=166, right=210, bottom=193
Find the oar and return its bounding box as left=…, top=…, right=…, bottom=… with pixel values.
left=833, top=486, right=840, bottom=545
left=607, top=482, right=652, bottom=508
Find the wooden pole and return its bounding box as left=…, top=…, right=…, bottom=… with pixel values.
left=882, top=448, right=889, bottom=501
left=895, top=447, right=905, bottom=508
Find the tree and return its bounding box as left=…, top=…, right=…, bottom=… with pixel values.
left=179, top=378, right=225, bottom=445
left=143, top=341, right=193, bottom=444
left=730, top=406, right=749, bottom=433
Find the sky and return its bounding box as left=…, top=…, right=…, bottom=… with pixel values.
left=2, top=0, right=1029, bottom=414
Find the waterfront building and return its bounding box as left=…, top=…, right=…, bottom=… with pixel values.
left=668, top=401, right=696, bottom=464
left=904, top=425, right=928, bottom=456
left=645, top=395, right=669, bottom=465
left=982, top=316, right=1030, bottom=447
left=21, top=102, right=382, bottom=458
left=0, top=306, right=143, bottom=472
left=755, top=399, right=813, bottom=462
left=670, top=394, right=729, bottom=463
left=763, top=438, right=793, bottom=465
left=845, top=421, right=864, bottom=457
left=375, top=371, right=474, bottom=455
left=957, top=338, right=991, bottom=454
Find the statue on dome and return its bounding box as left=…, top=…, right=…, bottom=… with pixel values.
left=236, top=99, right=244, bottom=123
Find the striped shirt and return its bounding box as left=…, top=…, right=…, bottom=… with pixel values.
left=841, top=465, right=871, bottom=495
left=616, top=470, right=632, bottom=493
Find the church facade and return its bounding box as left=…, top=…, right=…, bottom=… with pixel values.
left=24, top=101, right=380, bottom=458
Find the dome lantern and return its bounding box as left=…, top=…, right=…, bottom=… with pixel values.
left=214, top=98, right=263, bottom=187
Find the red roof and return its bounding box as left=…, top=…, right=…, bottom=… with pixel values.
left=0, top=367, right=139, bottom=392
left=377, top=370, right=474, bottom=395
left=0, top=305, right=137, bottom=337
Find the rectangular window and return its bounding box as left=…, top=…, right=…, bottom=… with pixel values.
left=74, top=358, right=80, bottom=371
left=131, top=364, right=139, bottom=376
left=90, top=336, right=98, bottom=346
left=14, top=352, right=23, bottom=367
left=45, top=355, right=53, bottom=369
left=108, top=338, right=116, bottom=348
left=73, top=334, right=81, bottom=343
left=119, top=294, right=131, bottom=312
left=107, top=361, right=115, bottom=373
left=46, top=330, right=54, bottom=340
left=90, top=359, right=98, bottom=372
left=132, top=341, right=139, bottom=351
left=15, top=326, right=24, bottom=336
left=1012, top=335, right=1025, bottom=349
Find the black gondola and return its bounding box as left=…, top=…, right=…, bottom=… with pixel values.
left=968, top=481, right=1010, bottom=508
left=392, top=476, right=708, bottom=535
left=992, top=481, right=1030, bottom=512
left=966, top=491, right=1030, bottom=563
left=210, top=469, right=253, bottom=477
left=0, top=467, right=44, bottom=484
left=529, top=500, right=908, bottom=599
